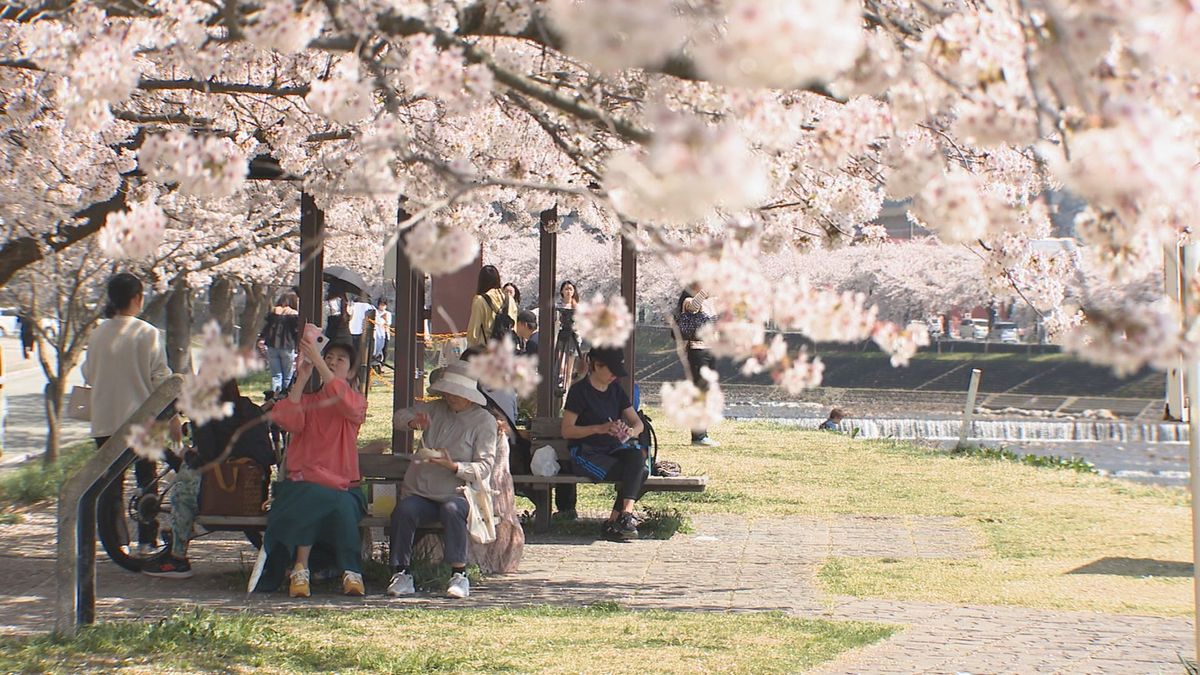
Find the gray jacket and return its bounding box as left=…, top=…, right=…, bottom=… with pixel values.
left=394, top=400, right=496, bottom=502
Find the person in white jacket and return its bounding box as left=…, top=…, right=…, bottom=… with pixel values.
left=83, top=272, right=175, bottom=557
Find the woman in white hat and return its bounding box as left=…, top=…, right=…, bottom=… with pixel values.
left=388, top=361, right=496, bottom=599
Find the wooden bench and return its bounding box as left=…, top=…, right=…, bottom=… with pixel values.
left=195, top=452, right=411, bottom=534
left=511, top=417, right=708, bottom=533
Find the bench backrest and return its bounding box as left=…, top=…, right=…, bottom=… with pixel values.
left=358, top=453, right=409, bottom=481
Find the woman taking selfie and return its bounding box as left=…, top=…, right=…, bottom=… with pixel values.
left=254, top=331, right=368, bottom=598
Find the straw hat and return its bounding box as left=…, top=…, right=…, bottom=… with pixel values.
left=428, top=361, right=486, bottom=406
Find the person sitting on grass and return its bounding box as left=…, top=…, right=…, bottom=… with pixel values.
left=142, top=379, right=275, bottom=579
left=561, top=346, right=646, bottom=541
left=254, top=334, right=368, bottom=598
left=388, top=360, right=496, bottom=599
left=819, top=408, right=846, bottom=431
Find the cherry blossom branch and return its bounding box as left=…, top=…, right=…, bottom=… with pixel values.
left=136, top=78, right=310, bottom=97
left=0, top=175, right=130, bottom=287
left=501, top=91, right=604, bottom=181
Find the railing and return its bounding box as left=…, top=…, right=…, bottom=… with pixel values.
left=54, top=375, right=183, bottom=636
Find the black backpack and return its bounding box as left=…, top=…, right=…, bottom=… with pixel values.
left=483, top=294, right=516, bottom=343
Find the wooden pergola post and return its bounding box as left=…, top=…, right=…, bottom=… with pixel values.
left=537, top=205, right=558, bottom=415
left=298, top=192, right=325, bottom=330
left=621, top=230, right=637, bottom=402
left=392, top=200, right=418, bottom=454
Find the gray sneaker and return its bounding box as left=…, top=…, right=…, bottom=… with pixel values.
left=387, top=571, right=415, bottom=597
left=446, top=572, right=470, bottom=599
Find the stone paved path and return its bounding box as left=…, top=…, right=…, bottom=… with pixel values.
left=0, top=509, right=1192, bottom=673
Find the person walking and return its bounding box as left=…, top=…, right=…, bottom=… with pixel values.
left=677, top=284, right=719, bottom=447
left=260, top=292, right=300, bottom=393
left=83, top=272, right=177, bottom=557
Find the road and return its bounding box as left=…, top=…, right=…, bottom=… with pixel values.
left=0, top=336, right=89, bottom=468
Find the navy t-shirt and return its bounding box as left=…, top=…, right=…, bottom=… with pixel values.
left=564, top=377, right=631, bottom=450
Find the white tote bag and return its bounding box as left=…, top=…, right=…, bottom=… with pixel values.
left=66, top=385, right=92, bottom=422
left=463, top=480, right=496, bottom=545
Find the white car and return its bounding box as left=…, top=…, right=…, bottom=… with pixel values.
left=990, top=322, right=1020, bottom=343
left=959, top=318, right=989, bottom=340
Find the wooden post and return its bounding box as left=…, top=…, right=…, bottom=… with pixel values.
left=620, top=230, right=637, bottom=401
left=1180, top=242, right=1200, bottom=662
left=537, top=206, right=558, bottom=415
left=298, top=193, right=325, bottom=330
left=393, top=201, right=416, bottom=455
left=56, top=376, right=184, bottom=636
left=957, top=369, right=982, bottom=449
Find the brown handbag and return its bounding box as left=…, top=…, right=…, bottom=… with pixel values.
left=199, top=458, right=269, bottom=517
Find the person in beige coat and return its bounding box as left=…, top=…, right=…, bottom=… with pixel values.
left=82, top=272, right=174, bottom=557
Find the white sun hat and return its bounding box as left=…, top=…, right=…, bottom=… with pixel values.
left=428, top=361, right=486, bottom=406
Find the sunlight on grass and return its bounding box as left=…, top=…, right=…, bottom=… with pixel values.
left=627, top=412, right=1193, bottom=616
left=0, top=607, right=893, bottom=674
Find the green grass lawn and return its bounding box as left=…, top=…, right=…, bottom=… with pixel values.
left=0, top=606, right=893, bottom=674
left=614, top=414, right=1192, bottom=616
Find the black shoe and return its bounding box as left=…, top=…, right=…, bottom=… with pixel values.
left=615, top=512, right=639, bottom=539
left=600, top=520, right=623, bottom=541
left=142, top=555, right=193, bottom=579
left=553, top=509, right=578, bottom=521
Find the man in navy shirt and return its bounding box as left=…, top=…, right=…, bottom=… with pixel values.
left=560, top=347, right=646, bottom=540
left=515, top=310, right=539, bottom=356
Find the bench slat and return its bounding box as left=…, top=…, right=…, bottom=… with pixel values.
left=512, top=475, right=708, bottom=491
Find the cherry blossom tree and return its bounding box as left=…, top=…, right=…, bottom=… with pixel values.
left=0, top=0, right=1195, bottom=421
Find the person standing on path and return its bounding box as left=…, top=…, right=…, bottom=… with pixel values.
left=677, top=284, right=719, bottom=447
left=347, top=296, right=376, bottom=360
left=17, top=314, right=34, bottom=360
left=373, top=298, right=392, bottom=366
left=466, top=265, right=516, bottom=350
left=260, top=292, right=299, bottom=393
left=83, top=272, right=178, bottom=556
left=555, top=280, right=583, bottom=393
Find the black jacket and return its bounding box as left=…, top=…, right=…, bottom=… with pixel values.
left=189, top=396, right=275, bottom=470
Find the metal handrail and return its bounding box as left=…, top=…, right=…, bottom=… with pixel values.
left=54, top=374, right=183, bottom=636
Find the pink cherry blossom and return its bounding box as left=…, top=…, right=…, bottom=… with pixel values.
left=574, top=293, right=634, bottom=348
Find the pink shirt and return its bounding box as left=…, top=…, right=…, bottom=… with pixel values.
left=271, top=378, right=366, bottom=491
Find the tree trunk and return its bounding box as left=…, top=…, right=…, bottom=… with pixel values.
left=166, top=282, right=193, bottom=373
left=43, top=379, right=61, bottom=465
left=209, top=276, right=237, bottom=338
left=239, top=282, right=271, bottom=349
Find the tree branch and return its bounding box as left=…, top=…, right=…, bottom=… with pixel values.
left=0, top=176, right=129, bottom=288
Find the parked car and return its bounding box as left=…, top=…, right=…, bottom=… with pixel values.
left=990, top=321, right=1020, bottom=343
left=959, top=318, right=989, bottom=340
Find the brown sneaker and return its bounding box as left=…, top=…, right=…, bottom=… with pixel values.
left=289, top=566, right=311, bottom=598
left=342, top=571, right=365, bottom=596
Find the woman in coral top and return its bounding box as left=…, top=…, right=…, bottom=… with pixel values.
left=254, top=331, right=367, bottom=598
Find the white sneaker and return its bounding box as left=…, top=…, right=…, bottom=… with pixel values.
left=387, top=571, right=415, bottom=597
left=135, top=543, right=159, bottom=557
left=692, top=436, right=720, bottom=447
left=446, top=572, right=470, bottom=599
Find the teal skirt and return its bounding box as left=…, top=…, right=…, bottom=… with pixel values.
left=253, top=480, right=366, bottom=592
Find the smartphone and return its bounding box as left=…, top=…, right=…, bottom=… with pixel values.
left=302, top=323, right=328, bottom=347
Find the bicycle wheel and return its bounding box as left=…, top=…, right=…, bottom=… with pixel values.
left=96, top=461, right=173, bottom=573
